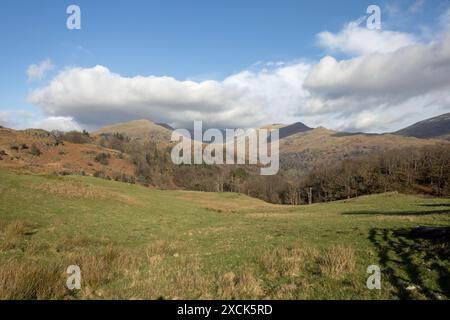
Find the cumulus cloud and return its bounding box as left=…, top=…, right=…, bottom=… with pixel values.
left=0, top=111, right=80, bottom=132
left=25, top=22, right=450, bottom=133
left=27, top=59, right=55, bottom=82
left=0, top=110, right=35, bottom=129
left=305, top=32, right=450, bottom=110
left=0, top=115, right=7, bottom=127
left=37, top=117, right=82, bottom=132
left=28, top=63, right=310, bottom=129
left=316, top=22, right=417, bottom=56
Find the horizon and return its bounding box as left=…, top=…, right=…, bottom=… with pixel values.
left=2, top=112, right=449, bottom=136
left=1, top=0, right=450, bottom=133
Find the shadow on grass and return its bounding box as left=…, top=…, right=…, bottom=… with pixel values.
left=369, top=228, right=450, bottom=299
left=343, top=209, right=450, bottom=216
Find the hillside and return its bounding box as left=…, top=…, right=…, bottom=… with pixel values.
left=1, top=121, right=448, bottom=201
left=0, top=170, right=449, bottom=299
left=395, top=113, right=450, bottom=140
left=0, top=127, right=134, bottom=179
left=94, top=119, right=172, bottom=143
left=279, top=127, right=447, bottom=174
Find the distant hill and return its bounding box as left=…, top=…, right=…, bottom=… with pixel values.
left=278, top=127, right=447, bottom=175
left=259, top=122, right=313, bottom=139
left=279, top=122, right=313, bottom=139
left=94, top=119, right=172, bottom=143
left=395, top=113, right=450, bottom=140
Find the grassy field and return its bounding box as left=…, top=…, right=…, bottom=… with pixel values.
left=0, top=169, right=449, bottom=300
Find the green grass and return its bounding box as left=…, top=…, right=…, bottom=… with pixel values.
left=0, top=169, right=449, bottom=300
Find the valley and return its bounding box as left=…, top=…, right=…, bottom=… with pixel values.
left=0, top=113, right=449, bottom=300
left=0, top=170, right=449, bottom=299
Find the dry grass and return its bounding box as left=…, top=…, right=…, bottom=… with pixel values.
left=67, top=246, right=134, bottom=291
left=0, top=236, right=214, bottom=300
left=130, top=255, right=213, bottom=300
left=274, top=282, right=301, bottom=299
left=27, top=181, right=139, bottom=205
left=0, top=218, right=357, bottom=300
left=168, top=256, right=212, bottom=299
left=145, top=240, right=180, bottom=258
left=216, top=270, right=264, bottom=299
left=0, top=246, right=134, bottom=300
left=0, top=220, right=29, bottom=252
left=56, top=235, right=111, bottom=252
left=261, top=247, right=318, bottom=278
left=28, top=181, right=113, bottom=199
left=247, top=212, right=303, bottom=219
left=317, top=245, right=356, bottom=278
left=176, top=192, right=274, bottom=212
left=0, top=260, right=67, bottom=300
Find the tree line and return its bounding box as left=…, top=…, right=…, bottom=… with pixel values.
left=85, top=132, right=450, bottom=205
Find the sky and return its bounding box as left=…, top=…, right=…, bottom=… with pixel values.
left=1, top=0, right=450, bottom=132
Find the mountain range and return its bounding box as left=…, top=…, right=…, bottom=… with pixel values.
left=0, top=112, right=448, bottom=179
left=93, top=112, right=450, bottom=143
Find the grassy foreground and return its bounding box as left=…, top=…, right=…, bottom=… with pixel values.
left=0, top=169, right=449, bottom=300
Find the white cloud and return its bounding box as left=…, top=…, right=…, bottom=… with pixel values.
left=317, top=22, right=417, bottom=56
left=0, top=111, right=80, bottom=132
left=0, top=110, right=35, bottom=129
left=27, top=63, right=310, bottom=129
left=37, top=117, right=82, bottom=132
left=301, top=31, right=450, bottom=131
left=24, top=23, right=450, bottom=133
left=26, top=59, right=55, bottom=82
left=305, top=32, right=450, bottom=104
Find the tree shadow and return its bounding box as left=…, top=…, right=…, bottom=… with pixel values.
left=369, top=228, right=450, bottom=299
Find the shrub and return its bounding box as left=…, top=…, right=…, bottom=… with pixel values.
left=232, top=168, right=248, bottom=180
left=93, top=171, right=106, bottom=178
left=95, top=153, right=110, bottom=165
left=62, top=131, right=90, bottom=144
left=30, top=145, right=41, bottom=156
left=9, top=142, right=19, bottom=151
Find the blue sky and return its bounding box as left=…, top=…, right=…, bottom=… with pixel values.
left=1, top=0, right=450, bottom=132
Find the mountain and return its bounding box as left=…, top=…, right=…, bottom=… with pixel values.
left=278, top=127, right=447, bottom=175
left=395, top=113, right=450, bottom=140
left=259, top=122, right=313, bottom=139
left=279, top=122, right=313, bottom=139
left=94, top=119, right=172, bottom=143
